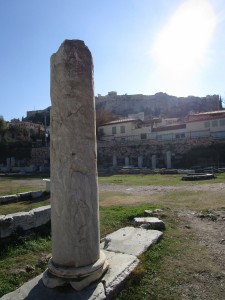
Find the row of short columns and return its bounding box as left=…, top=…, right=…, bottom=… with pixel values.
left=112, top=151, right=172, bottom=169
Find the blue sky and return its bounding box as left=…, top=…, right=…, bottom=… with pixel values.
left=1, top=0, right=225, bottom=121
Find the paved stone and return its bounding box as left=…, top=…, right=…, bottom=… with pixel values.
left=102, top=226, right=163, bottom=256
left=1, top=250, right=139, bottom=300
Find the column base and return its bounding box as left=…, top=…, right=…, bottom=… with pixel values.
left=42, top=251, right=109, bottom=291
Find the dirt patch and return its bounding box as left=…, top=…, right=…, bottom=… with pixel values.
left=100, top=183, right=225, bottom=300
left=178, top=209, right=225, bottom=300
left=99, top=182, right=225, bottom=195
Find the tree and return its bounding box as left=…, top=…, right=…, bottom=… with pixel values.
left=0, top=117, right=7, bottom=134
left=96, top=108, right=117, bottom=139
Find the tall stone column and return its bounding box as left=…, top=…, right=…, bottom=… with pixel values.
left=166, top=151, right=172, bottom=169
left=113, top=154, right=117, bottom=167
left=151, top=154, right=157, bottom=169
left=138, top=155, right=143, bottom=168
left=125, top=156, right=129, bottom=167
left=43, top=40, right=108, bottom=290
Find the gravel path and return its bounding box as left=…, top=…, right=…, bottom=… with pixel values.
left=99, top=182, right=225, bottom=195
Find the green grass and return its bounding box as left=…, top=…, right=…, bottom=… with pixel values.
left=0, top=204, right=159, bottom=297
left=0, top=177, right=45, bottom=196
left=0, top=195, right=50, bottom=215
left=0, top=236, right=51, bottom=297
left=98, top=173, right=225, bottom=186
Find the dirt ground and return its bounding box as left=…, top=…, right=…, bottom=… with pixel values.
left=99, top=182, right=225, bottom=300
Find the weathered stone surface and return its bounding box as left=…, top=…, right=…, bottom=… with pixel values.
left=32, top=206, right=51, bottom=228
left=43, top=179, right=51, bottom=193
left=133, top=217, right=166, bottom=230
left=31, top=191, right=43, bottom=198
left=0, top=194, right=18, bottom=204
left=102, top=226, right=163, bottom=256
left=43, top=40, right=107, bottom=289
left=18, top=192, right=32, bottom=200
left=1, top=274, right=106, bottom=300
left=103, top=250, right=139, bottom=298
left=1, top=250, right=139, bottom=300
left=0, top=206, right=51, bottom=239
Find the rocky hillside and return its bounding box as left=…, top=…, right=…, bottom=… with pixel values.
left=96, top=92, right=222, bottom=118
left=23, top=93, right=222, bottom=124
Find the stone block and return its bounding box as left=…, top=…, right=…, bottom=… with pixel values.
left=32, top=206, right=51, bottom=228
left=31, top=191, right=43, bottom=198
left=0, top=194, right=18, bottom=204
left=0, top=215, right=14, bottom=239
left=133, top=217, right=166, bottom=230
left=102, top=226, right=163, bottom=256
left=17, top=192, right=32, bottom=200
left=0, top=206, right=51, bottom=239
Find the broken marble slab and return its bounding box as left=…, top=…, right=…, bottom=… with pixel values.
left=101, top=226, right=163, bottom=256
left=133, top=217, right=166, bottom=230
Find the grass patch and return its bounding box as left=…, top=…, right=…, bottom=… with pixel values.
left=0, top=195, right=50, bottom=215
left=0, top=177, right=45, bottom=196
left=156, top=190, right=225, bottom=211
left=0, top=235, right=51, bottom=297
left=99, top=173, right=225, bottom=186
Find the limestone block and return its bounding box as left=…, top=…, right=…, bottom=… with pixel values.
left=31, top=191, right=43, bottom=198
left=9, top=211, right=35, bottom=231
left=0, top=215, right=14, bottom=239
left=0, top=194, right=18, bottom=204
left=0, top=206, right=51, bottom=239
left=43, top=179, right=51, bottom=193
left=17, top=192, right=32, bottom=200
left=103, top=226, right=163, bottom=256
left=31, top=206, right=51, bottom=228
left=133, top=217, right=166, bottom=230
left=103, top=250, right=139, bottom=298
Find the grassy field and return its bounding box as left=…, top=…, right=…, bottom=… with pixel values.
left=0, top=176, right=45, bottom=196
left=0, top=174, right=224, bottom=298
left=98, top=172, right=225, bottom=186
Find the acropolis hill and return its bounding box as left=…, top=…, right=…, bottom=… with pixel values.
left=95, top=92, right=221, bottom=118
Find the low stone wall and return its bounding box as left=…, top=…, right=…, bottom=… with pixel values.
left=0, top=205, right=51, bottom=239
left=0, top=191, right=44, bottom=204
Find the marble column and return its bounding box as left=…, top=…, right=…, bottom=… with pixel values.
left=166, top=151, right=172, bottom=169
left=113, top=154, right=117, bottom=167
left=138, top=155, right=143, bottom=168
left=43, top=40, right=108, bottom=291
left=125, top=156, right=129, bottom=166
left=151, top=154, right=157, bottom=169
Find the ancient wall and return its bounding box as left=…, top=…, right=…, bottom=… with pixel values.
left=97, top=137, right=225, bottom=168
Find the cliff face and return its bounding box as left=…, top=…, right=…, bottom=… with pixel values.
left=96, top=92, right=221, bottom=118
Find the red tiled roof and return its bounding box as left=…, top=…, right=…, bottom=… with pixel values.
left=187, top=110, right=225, bottom=122
left=101, top=118, right=140, bottom=126
left=152, top=123, right=186, bottom=132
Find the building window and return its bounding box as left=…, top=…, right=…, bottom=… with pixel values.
left=120, top=125, right=125, bottom=133
left=112, top=126, right=117, bottom=134
left=219, top=119, right=225, bottom=126
left=212, top=120, right=218, bottom=127
left=204, top=121, right=210, bottom=128
left=141, top=133, right=147, bottom=140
